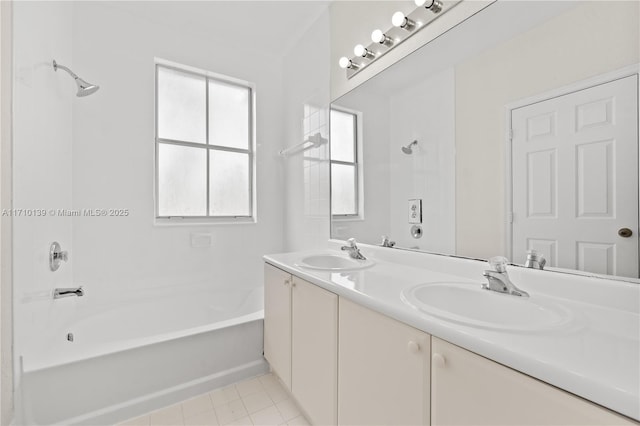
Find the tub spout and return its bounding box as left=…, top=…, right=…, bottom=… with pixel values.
left=54, top=286, right=84, bottom=299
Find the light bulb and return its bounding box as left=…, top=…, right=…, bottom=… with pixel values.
left=371, top=29, right=384, bottom=43
left=354, top=44, right=375, bottom=59
left=338, top=57, right=351, bottom=69
left=414, top=0, right=443, bottom=13
left=392, top=11, right=414, bottom=29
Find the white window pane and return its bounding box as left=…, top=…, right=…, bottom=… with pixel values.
left=330, top=110, right=355, bottom=163
left=331, top=164, right=357, bottom=215
left=210, top=151, right=250, bottom=216
left=158, top=144, right=206, bottom=216
left=209, top=80, right=250, bottom=149
left=158, top=67, right=206, bottom=144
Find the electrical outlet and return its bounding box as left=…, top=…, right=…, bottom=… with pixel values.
left=408, top=199, right=422, bottom=224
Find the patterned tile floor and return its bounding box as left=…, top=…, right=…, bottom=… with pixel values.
left=118, top=374, right=309, bottom=426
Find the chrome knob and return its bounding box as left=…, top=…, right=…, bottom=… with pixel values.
left=49, top=241, right=69, bottom=272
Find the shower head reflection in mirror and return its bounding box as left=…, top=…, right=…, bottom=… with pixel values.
left=401, top=140, right=418, bottom=155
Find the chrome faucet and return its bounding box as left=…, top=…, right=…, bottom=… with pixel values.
left=380, top=235, right=396, bottom=248
left=341, top=238, right=367, bottom=260
left=524, top=249, right=546, bottom=270
left=54, top=286, right=84, bottom=299
left=481, top=257, right=529, bottom=297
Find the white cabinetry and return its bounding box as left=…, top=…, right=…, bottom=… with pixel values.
left=264, top=263, right=292, bottom=389
left=338, top=298, right=430, bottom=426
left=431, top=337, right=635, bottom=426
left=263, top=264, right=338, bottom=424
left=291, top=276, right=338, bottom=425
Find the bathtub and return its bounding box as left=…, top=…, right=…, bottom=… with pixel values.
left=15, top=283, right=267, bottom=425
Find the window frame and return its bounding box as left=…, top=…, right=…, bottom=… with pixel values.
left=154, top=59, right=256, bottom=224
left=330, top=105, right=364, bottom=220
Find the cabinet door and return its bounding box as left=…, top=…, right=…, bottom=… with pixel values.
left=338, top=298, right=430, bottom=426
left=431, top=337, right=635, bottom=425
left=263, top=263, right=292, bottom=390
left=291, top=277, right=338, bottom=425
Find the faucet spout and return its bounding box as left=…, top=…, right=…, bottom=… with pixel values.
left=341, top=238, right=367, bottom=260
left=481, top=257, right=529, bottom=297
left=54, top=286, right=84, bottom=299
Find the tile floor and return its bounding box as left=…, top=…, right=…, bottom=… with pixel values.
left=118, top=374, right=309, bottom=426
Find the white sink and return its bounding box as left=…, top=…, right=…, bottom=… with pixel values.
left=401, top=282, right=572, bottom=332
left=296, top=254, right=375, bottom=271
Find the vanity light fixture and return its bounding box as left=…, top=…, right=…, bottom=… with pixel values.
left=371, top=29, right=394, bottom=46
left=414, top=0, right=444, bottom=13
left=392, top=11, right=415, bottom=30
left=338, top=0, right=460, bottom=79
left=354, top=44, right=375, bottom=59
left=339, top=57, right=359, bottom=70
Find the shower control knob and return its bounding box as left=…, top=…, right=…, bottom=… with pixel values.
left=49, top=241, right=69, bottom=272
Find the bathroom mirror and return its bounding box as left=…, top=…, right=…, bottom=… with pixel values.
left=330, top=0, right=640, bottom=281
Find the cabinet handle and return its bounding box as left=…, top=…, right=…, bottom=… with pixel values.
left=407, top=340, right=420, bottom=354
left=284, top=279, right=290, bottom=286
left=432, top=352, right=446, bottom=368
left=291, top=281, right=296, bottom=287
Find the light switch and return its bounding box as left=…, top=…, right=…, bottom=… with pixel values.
left=408, top=199, right=422, bottom=224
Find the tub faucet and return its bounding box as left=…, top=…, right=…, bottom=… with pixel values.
left=54, top=286, right=84, bottom=299
left=524, top=249, right=546, bottom=270
left=341, top=238, right=367, bottom=260
left=481, top=257, right=529, bottom=297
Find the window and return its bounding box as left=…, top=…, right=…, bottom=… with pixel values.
left=155, top=62, right=254, bottom=221
left=330, top=108, right=361, bottom=217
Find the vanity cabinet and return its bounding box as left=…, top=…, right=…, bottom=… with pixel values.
left=338, top=298, right=430, bottom=426
left=431, top=337, right=635, bottom=426
left=263, top=264, right=338, bottom=424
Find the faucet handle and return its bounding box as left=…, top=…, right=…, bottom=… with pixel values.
left=488, top=256, right=509, bottom=273
left=347, top=238, right=358, bottom=248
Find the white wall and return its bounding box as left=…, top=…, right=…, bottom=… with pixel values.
left=12, top=1, right=76, bottom=377
left=389, top=68, right=455, bottom=251
left=455, top=1, right=640, bottom=259
left=282, top=11, right=331, bottom=252
left=0, top=1, right=13, bottom=423
left=70, top=2, right=286, bottom=293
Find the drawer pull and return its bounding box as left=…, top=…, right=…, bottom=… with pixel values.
left=407, top=340, right=420, bottom=354
left=432, top=352, right=446, bottom=367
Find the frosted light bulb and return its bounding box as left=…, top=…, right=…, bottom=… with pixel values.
left=415, top=0, right=443, bottom=13
left=414, top=0, right=426, bottom=6
left=338, top=57, right=351, bottom=69
left=371, top=29, right=385, bottom=43
left=354, top=44, right=366, bottom=57
left=392, top=11, right=407, bottom=28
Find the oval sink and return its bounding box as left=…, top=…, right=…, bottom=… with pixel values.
left=296, top=254, right=375, bottom=271
left=401, top=282, right=572, bottom=332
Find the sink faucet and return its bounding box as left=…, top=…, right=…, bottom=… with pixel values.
left=54, top=286, right=84, bottom=299
left=524, top=249, right=546, bottom=270
left=481, top=257, right=529, bottom=297
left=380, top=235, right=396, bottom=248
left=341, top=238, right=367, bottom=260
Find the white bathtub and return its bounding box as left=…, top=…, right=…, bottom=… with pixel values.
left=16, top=283, right=267, bottom=425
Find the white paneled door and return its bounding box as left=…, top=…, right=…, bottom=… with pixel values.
left=511, top=75, right=639, bottom=278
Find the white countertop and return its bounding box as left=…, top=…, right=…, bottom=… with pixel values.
left=264, top=243, right=640, bottom=422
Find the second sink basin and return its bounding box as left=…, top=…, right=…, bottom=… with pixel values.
left=296, top=254, right=375, bottom=271
left=401, top=282, right=573, bottom=332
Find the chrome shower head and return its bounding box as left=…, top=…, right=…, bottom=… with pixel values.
left=401, top=140, right=418, bottom=155
left=53, top=60, right=99, bottom=97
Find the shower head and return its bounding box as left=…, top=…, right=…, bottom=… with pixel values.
left=401, top=140, right=418, bottom=155
left=53, top=60, right=99, bottom=97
